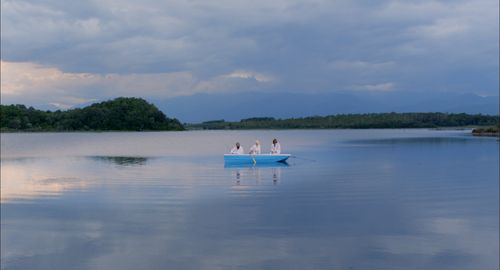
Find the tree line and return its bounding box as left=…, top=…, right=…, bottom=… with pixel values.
left=2, top=98, right=498, bottom=132
left=188, top=113, right=500, bottom=129
left=0, top=97, right=184, bottom=131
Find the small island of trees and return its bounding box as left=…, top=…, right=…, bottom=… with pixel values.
left=0, top=97, right=184, bottom=131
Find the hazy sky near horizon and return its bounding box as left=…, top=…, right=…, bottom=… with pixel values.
left=1, top=0, right=499, bottom=109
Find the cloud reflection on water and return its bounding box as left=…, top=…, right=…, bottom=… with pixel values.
left=1, top=130, right=498, bottom=270
left=0, top=159, right=94, bottom=202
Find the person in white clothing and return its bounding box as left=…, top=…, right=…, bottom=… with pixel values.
left=270, top=138, right=281, bottom=154
left=248, top=140, right=261, bottom=155
left=230, top=142, right=244, bottom=154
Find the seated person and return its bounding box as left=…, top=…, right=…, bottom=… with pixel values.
left=248, top=140, right=261, bottom=155
left=270, top=138, right=281, bottom=154
left=230, top=142, right=244, bottom=154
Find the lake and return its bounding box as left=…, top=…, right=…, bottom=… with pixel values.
left=1, top=129, right=498, bottom=270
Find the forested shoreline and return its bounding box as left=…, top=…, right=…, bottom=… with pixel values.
left=0, top=98, right=184, bottom=131
left=1, top=98, right=498, bottom=132
left=187, top=113, right=499, bottom=130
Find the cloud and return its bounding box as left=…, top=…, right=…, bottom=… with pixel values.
left=331, top=60, right=396, bottom=72
left=0, top=61, right=275, bottom=109
left=409, top=18, right=469, bottom=39
left=352, top=82, right=395, bottom=92
left=221, top=71, right=275, bottom=82
left=49, top=102, right=78, bottom=110
left=0, top=0, right=498, bottom=107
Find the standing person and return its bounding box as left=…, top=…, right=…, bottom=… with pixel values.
left=249, top=140, right=261, bottom=155
left=270, top=138, right=281, bottom=154
left=230, top=142, right=244, bottom=154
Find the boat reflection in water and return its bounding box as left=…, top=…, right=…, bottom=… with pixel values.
left=225, top=162, right=289, bottom=186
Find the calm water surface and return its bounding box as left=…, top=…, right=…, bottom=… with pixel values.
left=1, top=130, right=498, bottom=270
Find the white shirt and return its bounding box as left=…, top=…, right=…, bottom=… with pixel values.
left=230, top=146, right=244, bottom=154
left=249, top=144, right=261, bottom=154
left=270, top=142, right=281, bottom=154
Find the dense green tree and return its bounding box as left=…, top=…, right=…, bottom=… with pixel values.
left=0, top=97, right=184, bottom=131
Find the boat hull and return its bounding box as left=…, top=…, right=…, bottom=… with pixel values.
left=224, top=154, right=290, bottom=164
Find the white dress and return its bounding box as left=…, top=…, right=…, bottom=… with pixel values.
left=270, top=143, right=281, bottom=154
left=249, top=144, right=261, bottom=154
left=230, top=146, right=244, bottom=154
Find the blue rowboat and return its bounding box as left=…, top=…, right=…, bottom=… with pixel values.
left=224, top=162, right=290, bottom=168
left=224, top=154, right=290, bottom=164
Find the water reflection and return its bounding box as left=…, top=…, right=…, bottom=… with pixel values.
left=225, top=163, right=288, bottom=186
left=88, top=156, right=149, bottom=166
left=0, top=159, right=95, bottom=202
left=1, top=130, right=498, bottom=270
left=347, top=136, right=475, bottom=145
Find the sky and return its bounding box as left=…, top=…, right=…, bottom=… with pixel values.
left=1, top=0, right=499, bottom=115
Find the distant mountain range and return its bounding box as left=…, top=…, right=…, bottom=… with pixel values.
left=155, top=91, right=499, bottom=123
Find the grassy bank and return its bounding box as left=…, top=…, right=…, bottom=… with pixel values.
left=472, top=125, right=500, bottom=137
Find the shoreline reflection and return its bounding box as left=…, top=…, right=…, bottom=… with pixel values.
left=88, top=156, right=149, bottom=166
